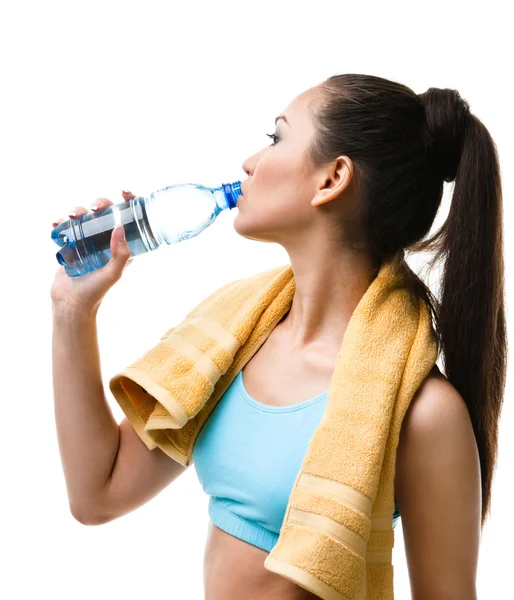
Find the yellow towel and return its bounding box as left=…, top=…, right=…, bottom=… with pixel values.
left=109, top=254, right=438, bottom=600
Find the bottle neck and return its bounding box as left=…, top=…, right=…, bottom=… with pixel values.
left=218, top=181, right=241, bottom=209
left=213, top=188, right=229, bottom=210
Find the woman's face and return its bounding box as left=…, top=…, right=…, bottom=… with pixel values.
left=235, top=86, right=336, bottom=246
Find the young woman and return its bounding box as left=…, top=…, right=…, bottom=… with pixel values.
left=51, top=73, right=506, bottom=599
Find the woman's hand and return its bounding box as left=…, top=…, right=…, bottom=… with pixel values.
left=50, top=190, right=136, bottom=318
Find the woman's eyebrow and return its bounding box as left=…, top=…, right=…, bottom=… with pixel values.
left=275, top=115, right=290, bottom=126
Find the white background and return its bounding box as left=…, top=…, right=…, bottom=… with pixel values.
left=1, top=1, right=512, bottom=598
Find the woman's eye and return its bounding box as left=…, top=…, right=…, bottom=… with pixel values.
left=266, top=132, right=279, bottom=146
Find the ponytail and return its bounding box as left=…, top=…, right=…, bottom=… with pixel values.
left=413, top=88, right=507, bottom=528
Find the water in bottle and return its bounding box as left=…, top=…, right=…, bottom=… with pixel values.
left=51, top=181, right=242, bottom=278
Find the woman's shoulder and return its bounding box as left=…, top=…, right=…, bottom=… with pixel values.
left=405, top=363, right=468, bottom=433
left=423, top=364, right=457, bottom=397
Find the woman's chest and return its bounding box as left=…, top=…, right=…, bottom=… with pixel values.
left=241, top=327, right=338, bottom=408
left=193, top=331, right=334, bottom=537
left=200, top=333, right=334, bottom=599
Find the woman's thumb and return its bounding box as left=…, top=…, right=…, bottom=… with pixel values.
left=110, top=225, right=132, bottom=267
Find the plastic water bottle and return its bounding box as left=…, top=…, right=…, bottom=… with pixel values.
left=51, top=181, right=242, bottom=278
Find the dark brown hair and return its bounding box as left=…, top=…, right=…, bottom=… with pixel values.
left=310, top=73, right=507, bottom=528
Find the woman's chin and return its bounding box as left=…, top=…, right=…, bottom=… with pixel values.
left=233, top=213, right=268, bottom=243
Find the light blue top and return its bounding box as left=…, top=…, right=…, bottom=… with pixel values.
left=193, top=369, right=401, bottom=552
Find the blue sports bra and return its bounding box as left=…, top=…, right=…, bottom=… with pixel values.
left=193, top=369, right=401, bottom=552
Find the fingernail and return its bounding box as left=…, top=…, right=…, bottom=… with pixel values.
left=69, top=209, right=78, bottom=217
left=115, top=226, right=125, bottom=242
left=122, top=189, right=131, bottom=194
left=91, top=202, right=100, bottom=211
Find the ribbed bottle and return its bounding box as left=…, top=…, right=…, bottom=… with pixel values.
left=51, top=181, right=242, bottom=278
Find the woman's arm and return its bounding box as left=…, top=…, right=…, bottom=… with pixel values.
left=394, top=375, right=481, bottom=600
left=52, top=308, right=121, bottom=523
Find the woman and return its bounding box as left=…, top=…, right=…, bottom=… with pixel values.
left=51, top=73, right=507, bottom=599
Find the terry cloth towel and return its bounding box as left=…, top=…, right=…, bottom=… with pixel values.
left=109, top=254, right=438, bottom=600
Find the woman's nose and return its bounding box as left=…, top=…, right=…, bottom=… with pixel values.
left=242, top=145, right=267, bottom=176
left=242, top=160, right=251, bottom=177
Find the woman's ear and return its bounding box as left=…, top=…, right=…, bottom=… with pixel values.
left=311, top=157, right=353, bottom=207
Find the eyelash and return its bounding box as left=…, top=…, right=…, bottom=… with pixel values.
left=266, top=132, right=279, bottom=146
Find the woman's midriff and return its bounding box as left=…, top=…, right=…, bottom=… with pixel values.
left=203, top=522, right=320, bottom=600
